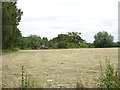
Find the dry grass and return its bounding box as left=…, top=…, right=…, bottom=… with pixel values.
left=2, top=48, right=118, bottom=88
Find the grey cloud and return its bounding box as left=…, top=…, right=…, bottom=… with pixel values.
left=49, top=26, right=68, bottom=29
left=22, top=16, right=61, bottom=22
left=22, top=16, right=82, bottom=23
left=100, top=18, right=117, bottom=26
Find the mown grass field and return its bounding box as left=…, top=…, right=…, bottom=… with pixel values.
left=2, top=48, right=118, bottom=88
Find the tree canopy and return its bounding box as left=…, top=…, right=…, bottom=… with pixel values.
left=49, top=32, right=85, bottom=48
left=2, top=2, right=23, bottom=50
left=93, top=31, right=114, bottom=48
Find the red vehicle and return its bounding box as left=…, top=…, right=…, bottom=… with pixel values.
left=37, top=45, right=48, bottom=50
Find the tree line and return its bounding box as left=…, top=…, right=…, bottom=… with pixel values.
left=19, top=31, right=120, bottom=49
left=2, top=2, right=120, bottom=51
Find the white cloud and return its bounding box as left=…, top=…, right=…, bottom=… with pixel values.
left=17, top=0, right=119, bottom=42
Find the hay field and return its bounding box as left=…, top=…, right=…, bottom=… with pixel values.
left=2, top=48, right=118, bottom=88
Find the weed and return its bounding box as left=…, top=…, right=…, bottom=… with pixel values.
left=96, top=57, right=120, bottom=88
left=76, top=80, right=86, bottom=88
left=19, top=66, right=37, bottom=88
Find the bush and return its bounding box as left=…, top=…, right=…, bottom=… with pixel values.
left=96, top=58, right=120, bottom=88
left=57, top=42, right=68, bottom=49
left=80, top=43, right=89, bottom=48
left=2, top=48, right=20, bottom=53
left=11, top=48, right=20, bottom=52
left=66, top=43, right=79, bottom=48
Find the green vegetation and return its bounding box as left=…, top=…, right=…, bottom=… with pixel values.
left=20, top=35, right=41, bottom=49
left=93, top=31, right=114, bottom=48
left=18, top=31, right=120, bottom=50
left=2, top=2, right=23, bottom=50
left=96, top=59, right=120, bottom=88
left=48, top=32, right=85, bottom=49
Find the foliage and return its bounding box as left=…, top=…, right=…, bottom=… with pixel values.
left=66, top=42, right=80, bottom=48
left=49, top=32, right=85, bottom=49
left=20, top=37, right=29, bottom=49
left=27, top=35, right=41, bottom=49
left=47, top=41, right=58, bottom=49
left=112, top=42, right=120, bottom=47
left=20, top=35, right=41, bottom=49
left=93, top=31, right=114, bottom=48
left=96, top=59, right=120, bottom=88
left=19, top=31, right=118, bottom=49
left=57, top=41, right=68, bottom=49
left=50, top=34, right=71, bottom=43
left=2, top=2, right=23, bottom=50
left=79, top=43, right=89, bottom=48
left=67, top=32, right=85, bottom=44
left=41, top=37, right=48, bottom=46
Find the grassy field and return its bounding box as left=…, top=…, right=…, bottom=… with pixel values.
left=2, top=48, right=118, bottom=88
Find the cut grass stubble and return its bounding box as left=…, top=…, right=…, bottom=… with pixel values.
left=2, top=48, right=118, bottom=88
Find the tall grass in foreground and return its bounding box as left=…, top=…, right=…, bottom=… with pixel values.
left=20, top=66, right=37, bottom=88
left=96, top=59, right=120, bottom=88
left=76, top=58, right=120, bottom=88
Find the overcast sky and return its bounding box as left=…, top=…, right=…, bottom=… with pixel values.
left=17, top=0, right=119, bottom=43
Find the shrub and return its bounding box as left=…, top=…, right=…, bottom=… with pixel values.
left=79, top=43, right=89, bottom=48
left=96, top=58, right=120, bottom=88
left=57, top=42, right=68, bottom=49
left=11, top=48, right=20, bottom=52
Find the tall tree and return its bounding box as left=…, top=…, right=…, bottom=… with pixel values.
left=93, top=31, right=114, bottom=48
left=49, top=32, right=85, bottom=48
left=27, top=35, right=41, bottom=49
left=2, top=2, right=23, bottom=49
left=41, top=37, right=48, bottom=45
left=67, top=32, right=85, bottom=44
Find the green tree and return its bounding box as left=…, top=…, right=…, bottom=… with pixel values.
left=41, top=37, right=48, bottom=45
left=93, top=31, right=113, bottom=48
left=2, top=2, right=23, bottom=50
left=57, top=41, right=68, bottom=49
left=47, top=41, right=58, bottom=49
left=20, top=37, right=29, bottom=49
left=50, top=34, right=71, bottom=43
left=27, top=35, right=41, bottom=49
left=80, top=43, right=89, bottom=48
left=112, top=41, right=120, bottom=47
left=49, top=32, right=85, bottom=48
left=67, top=32, right=85, bottom=44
